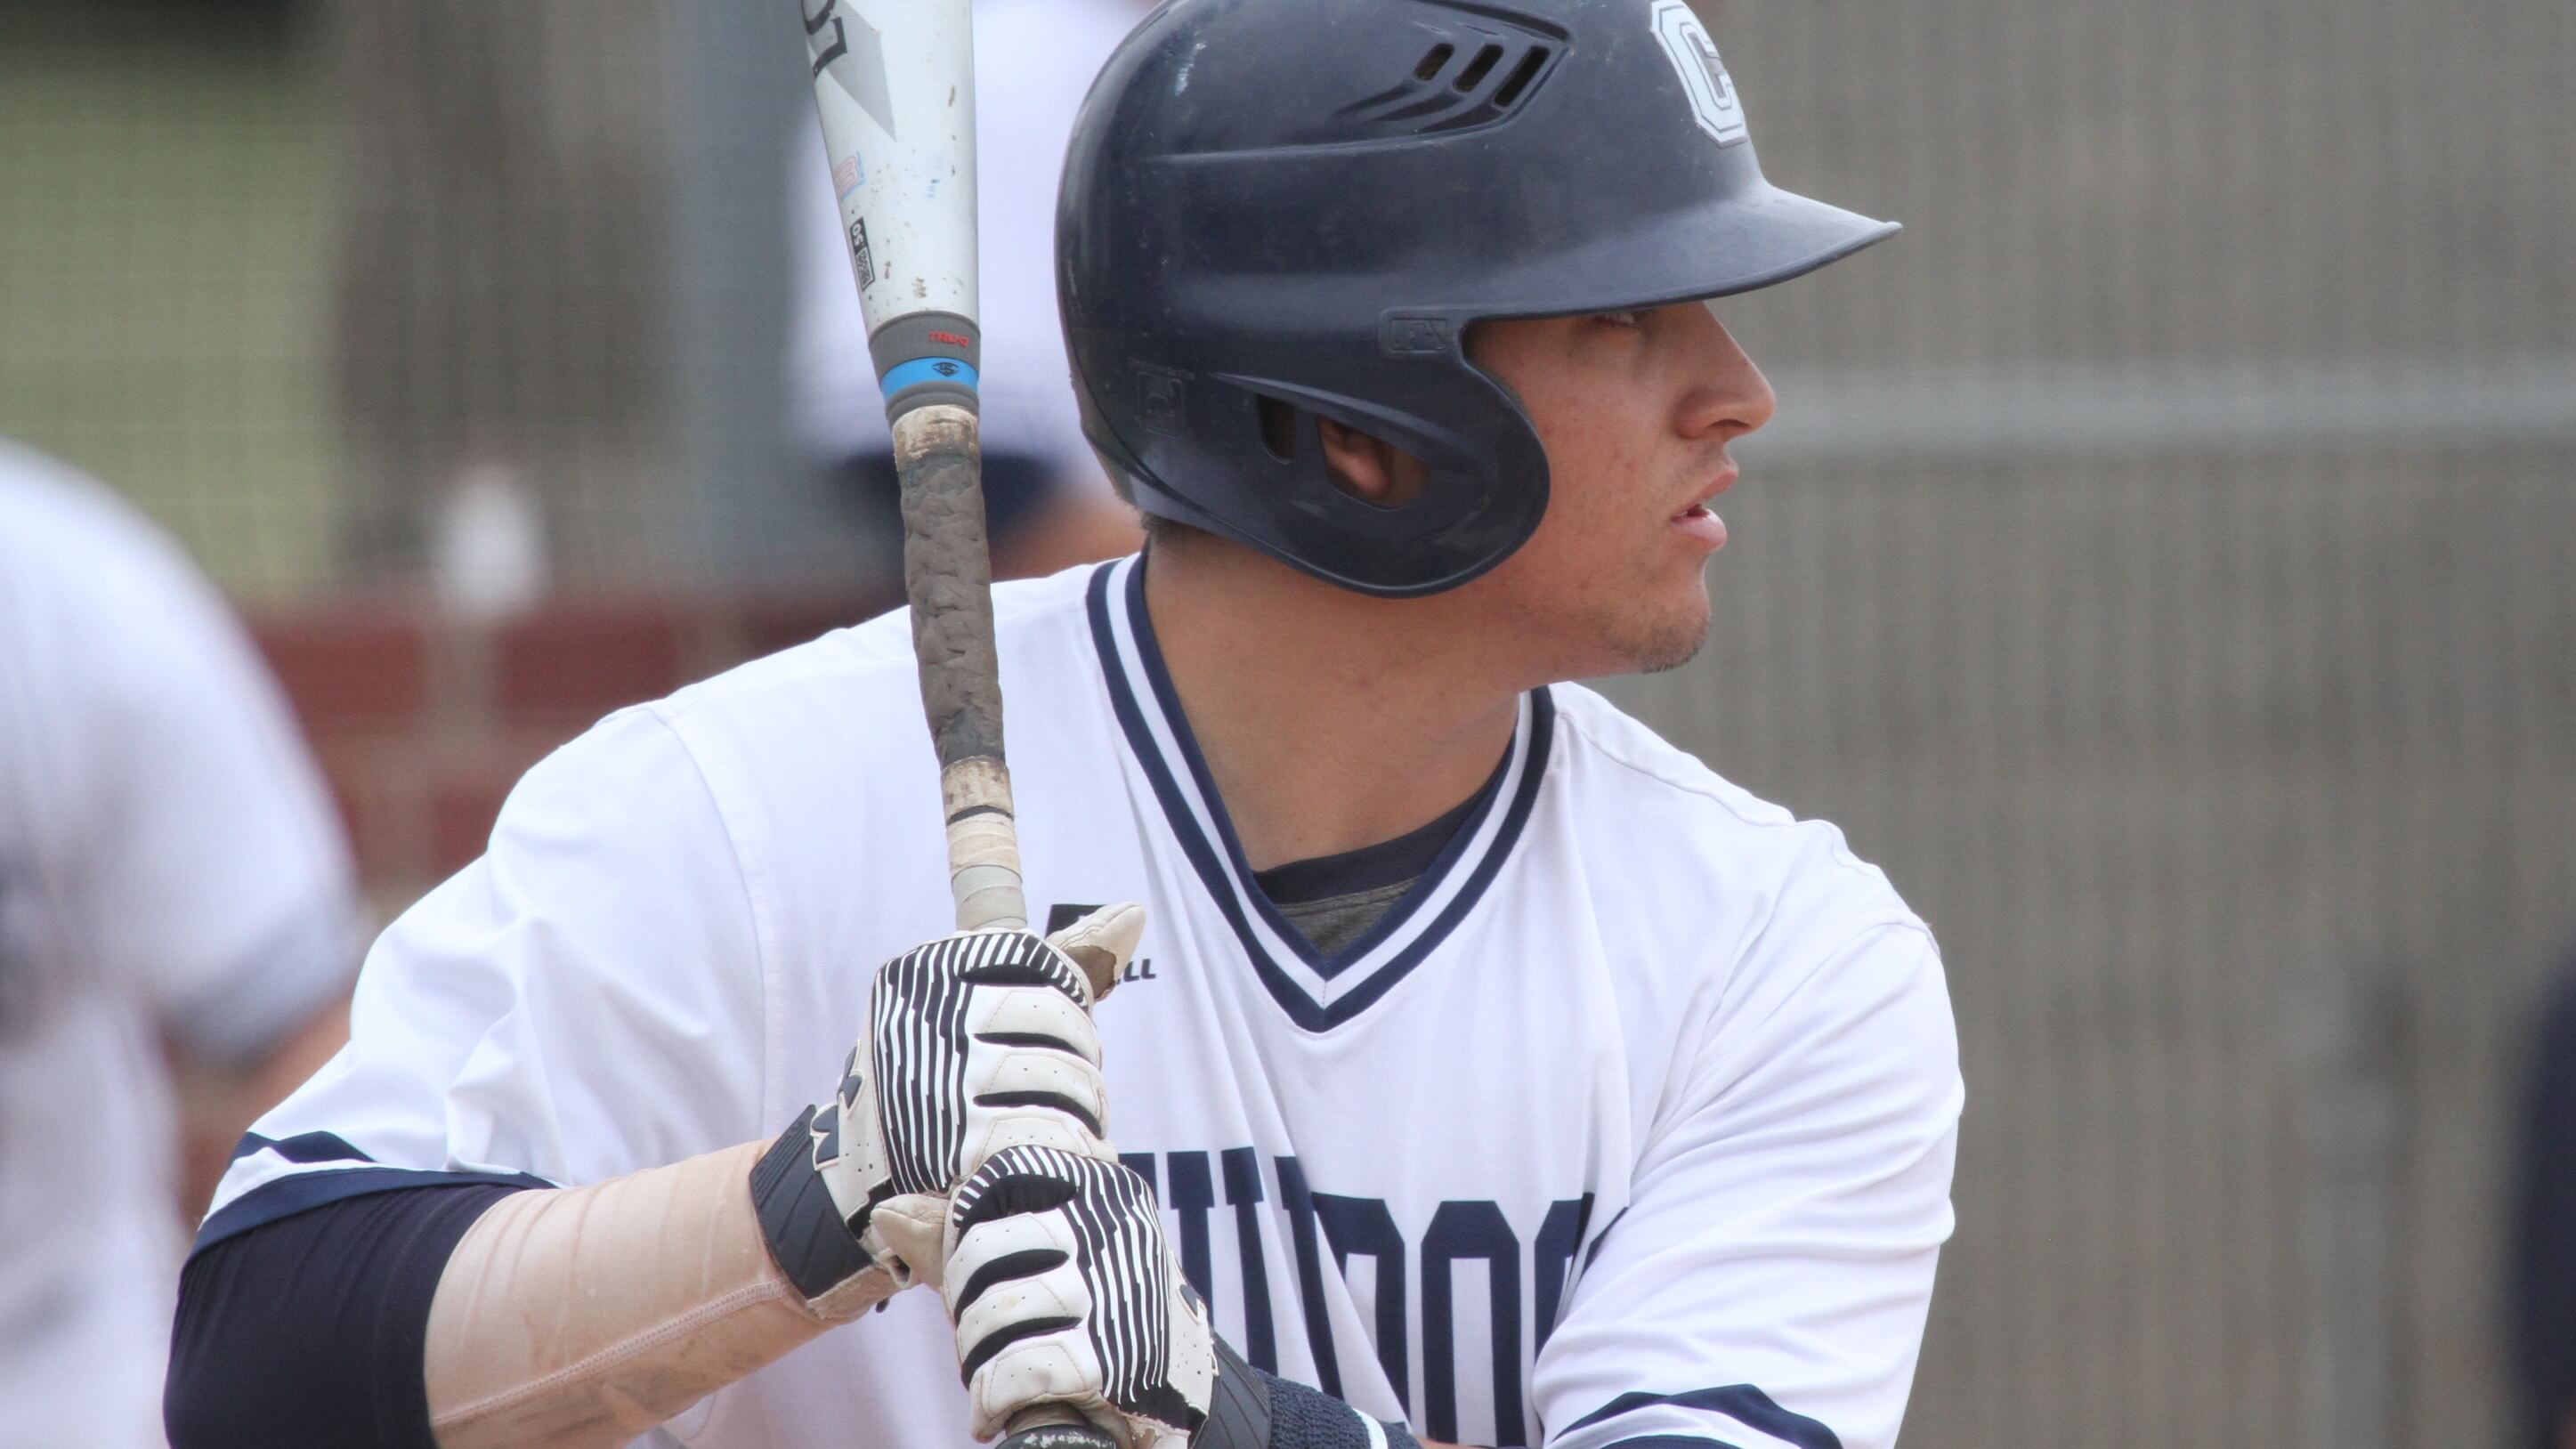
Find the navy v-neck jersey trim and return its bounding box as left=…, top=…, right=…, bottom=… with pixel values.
left=1086, top=556, right=1553, bottom=1031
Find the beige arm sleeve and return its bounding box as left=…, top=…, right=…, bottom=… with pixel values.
left=425, top=1140, right=896, bottom=1449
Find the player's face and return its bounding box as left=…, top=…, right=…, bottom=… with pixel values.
left=1464, top=301, right=1777, bottom=678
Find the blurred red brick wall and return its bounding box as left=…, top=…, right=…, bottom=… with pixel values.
left=247, top=592, right=895, bottom=912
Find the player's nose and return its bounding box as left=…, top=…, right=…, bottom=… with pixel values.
left=1673, top=301, right=1778, bottom=441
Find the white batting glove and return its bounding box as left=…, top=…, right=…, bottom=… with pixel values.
left=941, top=1145, right=1215, bottom=1449
left=750, top=904, right=1143, bottom=1306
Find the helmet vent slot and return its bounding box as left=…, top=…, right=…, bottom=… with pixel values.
left=1322, top=13, right=1567, bottom=140
left=1454, top=44, right=1505, bottom=92
left=1257, top=396, right=1302, bottom=464
left=1493, top=46, right=1551, bottom=107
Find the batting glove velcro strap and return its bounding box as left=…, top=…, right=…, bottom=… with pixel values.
left=749, top=1102, right=880, bottom=1302
left=944, top=1145, right=1214, bottom=1449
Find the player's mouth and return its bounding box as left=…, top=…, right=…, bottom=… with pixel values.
left=1669, top=465, right=1737, bottom=550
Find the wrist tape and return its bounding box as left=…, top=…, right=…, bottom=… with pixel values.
left=426, top=1140, right=893, bottom=1449
left=1198, top=1338, right=1421, bottom=1449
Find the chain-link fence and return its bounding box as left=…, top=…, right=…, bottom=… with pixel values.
left=4, top=0, right=2572, bottom=1444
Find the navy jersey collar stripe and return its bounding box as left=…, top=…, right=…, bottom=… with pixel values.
left=1085, top=556, right=1552, bottom=1030
left=1088, top=563, right=1327, bottom=1028
left=1297, top=689, right=1554, bottom=1026
left=1116, top=555, right=1517, bottom=977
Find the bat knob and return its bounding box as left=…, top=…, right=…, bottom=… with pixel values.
left=996, top=1405, right=1119, bottom=1449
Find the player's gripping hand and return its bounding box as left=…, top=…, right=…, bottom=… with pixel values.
left=941, top=1145, right=1215, bottom=1449
left=749, top=904, right=1144, bottom=1307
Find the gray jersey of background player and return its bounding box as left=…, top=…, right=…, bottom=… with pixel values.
left=0, top=441, right=358, bottom=1449
left=170, top=5, right=1954, bottom=1449
left=789, top=0, right=1150, bottom=581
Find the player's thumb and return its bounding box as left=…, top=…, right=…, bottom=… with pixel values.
left=1045, top=902, right=1145, bottom=1007
left=869, top=1191, right=952, bottom=1291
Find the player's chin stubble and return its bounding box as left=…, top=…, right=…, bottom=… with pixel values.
left=1600, top=572, right=1713, bottom=678
left=1625, top=608, right=1711, bottom=676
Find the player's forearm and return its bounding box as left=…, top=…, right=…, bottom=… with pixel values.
left=425, top=1139, right=894, bottom=1449
left=425, top=915, right=1123, bottom=1448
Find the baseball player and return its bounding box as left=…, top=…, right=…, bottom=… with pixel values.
left=0, top=441, right=360, bottom=1448
left=169, top=5, right=1962, bottom=1449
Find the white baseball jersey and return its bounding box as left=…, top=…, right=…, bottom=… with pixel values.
left=0, top=443, right=359, bottom=1448
left=206, top=556, right=1961, bottom=1449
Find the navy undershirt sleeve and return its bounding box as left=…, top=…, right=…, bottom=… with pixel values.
left=166, top=1182, right=531, bottom=1449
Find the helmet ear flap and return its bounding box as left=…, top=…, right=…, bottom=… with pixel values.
left=1250, top=393, right=1433, bottom=516
left=1187, top=368, right=1551, bottom=595
left=1214, top=374, right=1483, bottom=509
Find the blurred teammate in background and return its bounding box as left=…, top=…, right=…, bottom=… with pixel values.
left=787, top=0, right=1151, bottom=579
left=2514, top=949, right=2576, bottom=1449
left=0, top=441, right=359, bottom=1447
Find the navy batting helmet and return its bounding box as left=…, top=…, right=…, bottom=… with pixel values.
left=1058, top=0, right=1896, bottom=597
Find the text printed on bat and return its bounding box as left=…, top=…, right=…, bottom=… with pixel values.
left=847, top=216, right=878, bottom=288
left=803, top=0, right=899, bottom=139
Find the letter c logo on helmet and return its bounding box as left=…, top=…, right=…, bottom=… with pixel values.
left=1057, top=0, right=1898, bottom=598
left=1651, top=0, right=1753, bottom=147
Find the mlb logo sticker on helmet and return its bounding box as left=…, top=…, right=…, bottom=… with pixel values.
left=1650, top=0, right=1751, bottom=147
left=1135, top=365, right=1190, bottom=437
left=1381, top=316, right=1455, bottom=358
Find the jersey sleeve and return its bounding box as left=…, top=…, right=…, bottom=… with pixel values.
left=55, top=486, right=360, bottom=1068
left=195, top=705, right=774, bottom=1251
left=1532, top=923, right=1963, bottom=1449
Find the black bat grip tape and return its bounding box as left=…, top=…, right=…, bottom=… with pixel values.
left=894, top=414, right=1006, bottom=771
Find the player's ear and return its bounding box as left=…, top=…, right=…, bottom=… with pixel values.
left=1316, top=415, right=1430, bottom=510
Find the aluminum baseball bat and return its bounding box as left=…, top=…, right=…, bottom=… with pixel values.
left=798, top=4, right=1111, bottom=1446
left=800, top=0, right=1024, bottom=936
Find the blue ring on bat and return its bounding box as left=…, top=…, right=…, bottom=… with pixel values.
left=882, top=358, right=980, bottom=393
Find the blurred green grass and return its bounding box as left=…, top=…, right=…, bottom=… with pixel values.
left=0, top=40, right=334, bottom=598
